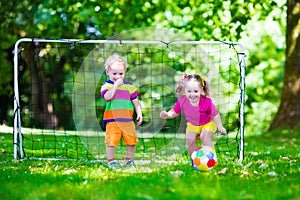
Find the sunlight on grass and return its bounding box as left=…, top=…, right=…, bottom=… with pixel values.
left=1, top=129, right=299, bottom=199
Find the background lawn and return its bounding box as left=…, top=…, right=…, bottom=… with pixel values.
left=0, top=129, right=299, bottom=200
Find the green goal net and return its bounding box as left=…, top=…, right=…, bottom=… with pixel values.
left=13, top=38, right=246, bottom=163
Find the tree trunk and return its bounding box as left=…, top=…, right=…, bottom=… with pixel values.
left=24, top=43, right=59, bottom=129
left=269, top=0, right=300, bottom=130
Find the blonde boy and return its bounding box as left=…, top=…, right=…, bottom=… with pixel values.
left=101, top=53, right=142, bottom=168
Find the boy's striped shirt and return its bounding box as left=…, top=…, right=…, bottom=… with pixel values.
left=101, top=80, right=138, bottom=123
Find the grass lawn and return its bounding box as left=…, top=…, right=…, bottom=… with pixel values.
left=0, top=129, right=299, bottom=200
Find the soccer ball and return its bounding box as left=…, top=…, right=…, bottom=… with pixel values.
left=191, top=146, right=218, bottom=171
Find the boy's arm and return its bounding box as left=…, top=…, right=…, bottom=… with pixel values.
left=103, top=79, right=123, bottom=100
left=132, top=98, right=143, bottom=125
left=160, top=109, right=179, bottom=119
left=213, top=113, right=227, bottom=134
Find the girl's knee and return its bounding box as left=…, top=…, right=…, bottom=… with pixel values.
left=186, top=132, right=197, bottom=143
left=200, top=130, right=213, bottom=140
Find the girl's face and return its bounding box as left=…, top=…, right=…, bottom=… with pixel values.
left=184, top=80, right=202, bottom=105
left=106, top=61, right=125, bottom=82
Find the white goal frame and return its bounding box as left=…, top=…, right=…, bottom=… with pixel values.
left=13, top=38, right=246, bottom=162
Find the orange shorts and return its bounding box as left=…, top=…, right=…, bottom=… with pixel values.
left=105, top=121, right=138, bottom=146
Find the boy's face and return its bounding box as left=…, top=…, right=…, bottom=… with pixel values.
left=106, top=61, right=125, bottom=82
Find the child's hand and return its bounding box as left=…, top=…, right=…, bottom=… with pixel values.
left=114, top=78, right=124, bottom=87
left=136, top=114, right=143, bottom=126
left=160, top=111, right=169, bottom=118
left=219, top=127, right=227, bottom=135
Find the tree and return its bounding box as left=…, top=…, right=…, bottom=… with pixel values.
left=270, top=0, right=300, bottom=130
left=0, top=0, right=158, bottom=127
left=0, top=0, right=288, bottom=131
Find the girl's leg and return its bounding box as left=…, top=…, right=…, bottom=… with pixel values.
left=186, top=132, right=198, bottom=155
left=106, top=146, right=116, bottom=162
left=125, top=145, right=135, bottom=162
left=200, top=129, right=214, bottom=148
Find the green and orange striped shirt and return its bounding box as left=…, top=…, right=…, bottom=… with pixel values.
left=101, top=80, right=138, bottom=123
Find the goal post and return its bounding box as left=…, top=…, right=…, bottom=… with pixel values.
left=13, top=38, right=246, bottom=162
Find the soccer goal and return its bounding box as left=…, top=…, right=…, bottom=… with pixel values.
left=13, top=38, right=246, bottom=163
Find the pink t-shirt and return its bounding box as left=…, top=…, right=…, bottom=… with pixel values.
left=173, top=95, right=218, bottom=126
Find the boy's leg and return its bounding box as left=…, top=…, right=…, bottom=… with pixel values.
left=105, top=122, right=121, bottom=162
left=120, top=122, right=137, bottom=163
left=125, top=145, right=135, bottom=162
left=106, top=146, right=116, bottom=162
left=106, top=146, right=119, bottom=169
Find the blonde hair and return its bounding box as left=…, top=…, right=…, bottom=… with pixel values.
left=175, top=74, right=211, bottom=97
left=104, top=53, right=128, bottom=70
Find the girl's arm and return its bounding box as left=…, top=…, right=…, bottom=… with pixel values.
left=132, top=98, right=143, bottom=125
left=160, top=109, right=179, bottom=119
left=213, top=113, right=227, bottom=134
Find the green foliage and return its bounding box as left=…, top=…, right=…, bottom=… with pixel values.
left=242, top=8, right=286, bottom=134
left=0, top=0, right=288, bottom=133
left=1, top=129, right=299, bottom=199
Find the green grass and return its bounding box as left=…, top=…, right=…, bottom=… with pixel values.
left=0, top=129, right=299, bottom=200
